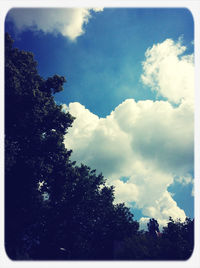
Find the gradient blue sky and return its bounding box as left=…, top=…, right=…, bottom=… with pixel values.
left=5, top=8, right=194, bottom=226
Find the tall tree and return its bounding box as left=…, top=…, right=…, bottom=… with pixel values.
left=5, top=33, right=139, bottom=260
left=5, top=32, right=74, bottom=259
left=147, top=218, right=160, bottom=238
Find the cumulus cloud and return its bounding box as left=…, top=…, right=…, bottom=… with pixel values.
left=63, top=38, right=194, bottom=228
left=7, top=8, right=103, bottom=41
left=63, top=100, right=192, bottom=228
left=141, top=38, right=194, bottom=105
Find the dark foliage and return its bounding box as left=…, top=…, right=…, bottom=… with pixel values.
left=5, top=33, right=194, bottom=260
left=5, top=32, right=74, bottom=259
left=115, top=217, right=194, bottom=260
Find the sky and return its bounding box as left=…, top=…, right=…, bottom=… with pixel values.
left=5, top=7, right=194, bottom=229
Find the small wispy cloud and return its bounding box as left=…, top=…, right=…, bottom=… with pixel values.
left=175, top=174, right=193, bottom=186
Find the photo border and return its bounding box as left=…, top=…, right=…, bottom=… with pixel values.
left=1, top=1, right=200, bottom=267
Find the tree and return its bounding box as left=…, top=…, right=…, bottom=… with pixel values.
left=5, top=32, right=74, bottom=259
left=147, top=218, right=160, bottom=238
left=114, top=217, right=194, bottom=260
left=32, top=164, right=139, bottom=260
left=161, top=217, right=194, bottom=260
left=5, top=33, right=139, bottom=260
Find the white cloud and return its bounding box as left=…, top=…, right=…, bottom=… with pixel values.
left=63, top=99, right=193, bottom=228
left=175, top=174, right=193, bottom=186
left=139, top=190, right=186, bottom=231
left=141, top=38, right=194, bottom=105
left=63, top=38, right=194, bottom=229
left=140, top=191, right=186, bottom=229
left=7, top=8, right=103, bottom=41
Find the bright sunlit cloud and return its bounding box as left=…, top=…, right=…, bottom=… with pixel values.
left=141, top=38, right=194, bottom=105
left=63, top=38, right=194, bottom=228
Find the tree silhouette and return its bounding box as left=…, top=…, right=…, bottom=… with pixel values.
left=5, top=33, right=139, bottom=260
left=5, top=32, right=74, bottom=259
left=147, top=218, right=160, bottom=238
left=160, top=217, right=194, bottom=260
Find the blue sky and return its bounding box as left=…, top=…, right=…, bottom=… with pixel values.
left=5, top=7, right=194, bottom=227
